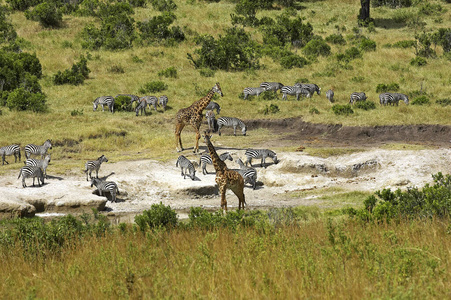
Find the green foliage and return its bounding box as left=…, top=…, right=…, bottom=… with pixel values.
left=332, top=104, right=354, bottom=116
left=325, top=33, right=346, bottom=45
left=114, top=96, right=132, bottom=112
left=371, top=0, right=411, bottom=8
left=53, top=55, right=90, bottom=85
left=418, top=2, right=445, bottom=16
left=260, top=15, right=314, bottom=48
left=0, top=5, right=18, bottom=45
left=410, top=56, right=427, bottom=66
left=75, top=0, right=100, bottom=17
left=262, top=103, right=280, bottom=115
left=354, top=101, right=376, bottom=110
left=158, top=66, right=177, bottom=78
left=138, top=80, right=168, bottom=94
left=411, top=95, right=429, bottom=105
left=280, top=54, right=308, bottom=69
left=6, top=87, right=47, bottom=112
left=70, top=108, right=83, bottom=116
left=391, top=40, right=416, bottom=48
left=137, top=12, right=185, bottom=45
left=376, top=82, right=399, bottom=93
left=302, top=38, right=331, bottom=58
left=336, top=47, right=361, bottom=63
left=358, top=38, right=376, bottom=52
left=134, top=203, right=178, bottom=231
left=25, top=2, right=62, bottom=28
left=150, top=0, right=177, bottom=11
left=415, top=32, right=436, bottom=58
left=436, top=98, right=451, bottom=106
left=260, top=91, right=279, bottom=100
left=430, top=28, right=451, bottom=53
left=6, top=0, right=42, bottom=11
left=309, top=107, right=319, bottom=114
left=199, top=68, right=215, bottom=77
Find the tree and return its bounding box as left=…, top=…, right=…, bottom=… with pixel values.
left=358, top=0, right=370, bottom=24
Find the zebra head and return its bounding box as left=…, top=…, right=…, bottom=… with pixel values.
left=93, top=100, right=98, bottom=111
left=213, top=82, right=223, bottom=97
left=90, top=177, right=100, bottom=188
left=242, top=126, right=247, bottom=136
left=45, top=139, right=52, bottom=150
left=99, top=155, right=108, bottom=163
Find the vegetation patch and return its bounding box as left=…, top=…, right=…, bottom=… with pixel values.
left=332, top=104, right=354, bottom=116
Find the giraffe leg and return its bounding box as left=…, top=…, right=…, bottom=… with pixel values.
left=231, top=182, right=246, bottom=210
left=194, top=130, right=201, bottom=153
left=219, top=184, right=227, bottom=212
left=175, top=123, right=185, bottom=152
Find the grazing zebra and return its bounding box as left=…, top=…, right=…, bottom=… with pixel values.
left=379, top=92, right=409, bottom=106
left=91, top=178, right=120, bottom=202
left=260, top=82, right=284, bottom=92
left=141, top=96, right=159, bottom=111
left=294, top=83, right=321, bottom=97
left=205, top=101, right=221, bottom=114
left=235, top=158, right=257, bottom=190
left=135, top=98, right=148, bottom=116
left=176, top=155, right=196, bottom=180
left=18, top=165, right=44, bottom=188
left=243, top=87, right=267, bottom=100
left=349, top=92, right=367, bottom=104
left=84, top=155, right=108, bottom=181
left=93, top=96, right=115, bottom=113
left=24, top=139, right=52, bottom=159
left=115, top=94, right=140, bottom=105
left=0, top=144, right=21, bottom=165
left=206, top=110, right=217, bottom=132
left=245, top=149, right=279, bottom=168
left=199, top=152, right=233, bottom=175
left=326, top=89, right=334, bottom=103
left=217, top=117, right=247, bottom=136
left=159, top=95, right=169, bottom=111
left=281, top=86, right=311, bottom=100
left=25, top=154, right=51, bottom=179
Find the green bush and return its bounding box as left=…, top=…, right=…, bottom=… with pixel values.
left=358, top=38, right=376, bottom=52
left=53, top=55, right=90, bottom=86
left=150, top=0, right=177, bottom=11
left=199, top=68, right=215, bottom=77
left=6, top=0, right=42, bottom=11
left=436, top=98, right=451, bottom=106
left=6, top=87, right=47, bottom=112
left=309, top=107, right=319, bottom=114
left=138, top=81, right=168, bottom=94
left=332, top=104, right=354, bottom=116
left=260, top=91, right=279, bottom=100
left=114, top=96, right=133, bottom=112
left=137, top=12, right=185, bottom=45
left=25, top=2, right=62, bottom=28
left=134, top=203, right=178, bottom=231
left=354, top=101, right=376, bottom=110
left=418, top=2, right=445, bottom=16
left=391, top=40, right=416, bottom=48
left=260, top=15, right=313, bottom=48
left=371, top=0, right=411, bottom=8
left=325, top=33, right=346, bottom=45
left=302, top=38, right=331, bottom=57
left=70, top=109, right=83, bottom=116
left=376, top=82, right=399, bottom=93
left=336, top=47, right=361, bottom=63
left=158, top=66, right=177, bottom=78
left=411, top=95, right=429, bottom=105
left=0, top=5, right=18, bottom=44
left=262, top=103, right=280, bottom=114
left=410, top=56, right=427, bottom=66
left=351, top=76, right=365, bottom=83
left=280, top=54, right=308, bottom=69
left=107, top=65, right=125, bottom=73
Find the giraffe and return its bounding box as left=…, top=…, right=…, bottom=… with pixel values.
left=175, top=82, right=223, bottom=153
left=203, top=131, right=246, bottom=211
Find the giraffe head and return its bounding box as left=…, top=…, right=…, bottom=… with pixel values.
left=203, top=130, right=212, bottom=143
left=213, top=82, right=223, bottom=97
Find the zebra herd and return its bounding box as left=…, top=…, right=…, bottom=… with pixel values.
left=93, top=94, right=169, bottom=115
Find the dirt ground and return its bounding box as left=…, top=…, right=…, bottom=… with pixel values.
left=1, top=118, right=450, bottom=221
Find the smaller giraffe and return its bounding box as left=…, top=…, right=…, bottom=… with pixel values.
left=203, top=131, right=246, bottom=211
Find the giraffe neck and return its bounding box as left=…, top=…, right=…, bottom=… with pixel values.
left=205, top=136, right=226, bottom=172
left=195, top=88, right=216, bottom=112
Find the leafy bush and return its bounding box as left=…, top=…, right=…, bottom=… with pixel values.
left=431, top=28, right=451, bottom=53
left=134, top=203, right=178, bottom=231
left=336, top=47, right=361, bottom=63
left=260, top=91, right=279, bottom=100
left=150, top=0, right=177, bottom=11
left=70, top=109, right=83, bottom=116
left=6, top=0, right=42, bottom=11
left=138, top=81, right=168, bottom=94
left=199, top=68, right=215, bottom=77
left=354, top=101, right=376, bottom=110
left=260, top=15, right=313, bottom=48
left=309, top=107, right=319, bottom=114
left=358, top=38, right=376, bottom=52
left=376, top=82, right=399, bottom=93
left=0, top=5, right=18, bottom=45
left=158, top=66, right=177, bottom=78
left=411, top=95, right=429, bottom=105
left=391, top=40, right=416, bottom=48
left=302, top=38, right=331, bottom=57
left=280, top=54, right=308, bottom=69
left=332, top=104, right=354, bottom=116
left=6, top=88, right=47, bottom=112
left=53, top=55, right=90, bottom=86
left=262, top=103, right=280, bottom=114
left=436, top=98, right=451, bottom=106
left=137, top=12, right=185, bottom=45
left=113, top=96, right=133, bottom=112
left=410, top=56, right=427, bottom=66
left=25, top=2, right=62, bottom=28
left=418, top=2, right=445, bottom=16
left=325, top=33, right=346, bottom=45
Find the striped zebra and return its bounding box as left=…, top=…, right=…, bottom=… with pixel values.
left=0, top=144, right=21, bottom=165
left=326, top=89, right=334, bottom=103
left=243, top=87, right=267, bottom=100
left=91, top=178, right=120, bottom=202
left=199, top=152, right=233, bottom=175
left=349, top=92, right=367, bottom=104
left=24, top=139, right=52, bottom=159
left=205, top=101, right=221, bottom=114
left=217, top=117, right=247, bottom=136
left=135, top=98, right=148, bottom=116
left=115, top=94, right=140, bottom=105
left=379, top=92, right=409, bottom=106
left=93, top=96, right=115, bottom=113
left=176, top=155, right=196, bottom=180
left=18, top=165, right=44, bottom=188
left=236, top=158, right=257, bottom=190
left=294, top=83, right=321, bottom=97
left=159, top=95, right=169, bottom=111
left=245, top=149, right=279, bottom=168
left=141, top=96, right=159, bottom=111
left=84, top=155, right=108, bottom=181
left=206, top=110, right=217, bottom=132
left=25, top=154, right=51, bottom=179
left=260, top=82, right=284, bottom=92
left=281, top=86, right=311, bottom=100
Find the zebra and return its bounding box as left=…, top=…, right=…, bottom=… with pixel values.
left=349, top=92, right=367, bottom=104
left=379, top=92, right=409, bottom=106
left=199, top=152, right=233, bottom=175
left=206, top=110, right=217, bottom=132
left=93, top=96, right=115, bottom=113
left=18, top=165, right=44, bottom=188
left=326, top=89, right=334, bottom=103
left=205, top=101, right=221, bottom=114
left=245, top=149, right=279, bottom=168
left=25, top=154, right=51, bottom=179
left=260, top=82, right=284, bottom=92
left=235, top=158, right=258, bottom=190
left=91, top=178, right=120, bottom=202
left=84, top=155, right=108, bottom=181
left=135, top=98, right=149, bottom=116
left=159, top=95, right=169, bottom=111
left=115, top=94, right=140, bottom=105
left=24, top=139, right=52, bottom=159
left=176, top=155, right=196, bottom=180
left=243, top=87, right=267, bottom=100
left=280, top=86, right=311, bottom=100
left=217, top=117, right=247, bottom=136
left=294, top=83, right=321, bottom=97
left=141, top=96, right=159, bottom=111
left=0, top=144, right=21, bottom=165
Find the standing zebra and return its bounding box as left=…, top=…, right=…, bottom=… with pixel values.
left=245, top=149, right=279, bottom=168
left=159, top=95, right=169, bottom=111
left=176, top=155, right=196, bottom=180
left=217, top=117, right=247, bottom=136
left=281, top=86, right=311, bottom=100
left=18, top=165, right=44, bottom=188
left=326, top=89, right=334, bottom=103
left=349, top=92, right=367, bottom=104
left=235, top=158, right=258, bottom=190
left=24, top=139, right=52, bottom=159
left=25, top=154, right=51, bottom=179
left=206, top=110, right=217, bottom=132
left=84, top=155, right=108, bottom=181
left=135, top=98, right=148, bottom=116
left=260, top=82, right=284, bottom=92
left=93, top=96, right=115, bottom=113
left=115, top=94, right=140, bottom=105
left=0, top=144, right=21, bottom=165
left=199, top=152, right=233, bottom=175
left=379, top=92, right=409, bottom=106
left=91, top=178, right=120, bottom=202
left=243, top=87, right=267, bottom=100
left=205, top=101, right=221, bottom=114
left=294, top=83, right=321, bottom=97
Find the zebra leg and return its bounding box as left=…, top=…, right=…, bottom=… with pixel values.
left=22, top=177, right=26, bottom=188
left=245, top=157, right=252, bottom=167
left=2, top=154, right=7, bottom=165
left=218, top=124, right=222, bottom=136
left=111, top=190, right=116, bottom=202
left=233, top=125, right=237, bottom=136
left=202, top=163, right=208, bottom=175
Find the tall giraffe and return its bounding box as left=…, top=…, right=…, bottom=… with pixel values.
left=203, top=131, right=246, bottom=211
left=175, top=82, right=223, bottom=153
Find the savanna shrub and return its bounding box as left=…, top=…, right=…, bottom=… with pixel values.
left=391, top=40, right=416, bottom=48
left=199, top=68, right=215, bottom=77
left=25, top=2, right=62, bottom=28
left=418, top=2, right=444, bottom=16
left=137, top=12, right=185, bottom=45
left=436, top=98, right=451, bottom=106
left=0, top=5, right=18, bottom=43
left=302, top=38, right=331, bottom=57
left=158, top=66, right=177, bottom=78
left=138, top=81, right=168, bottom=94
left=260, top=15, right=313, bottom=48
left=262, top=103, right=280, bottom=114
left=410, top=56, right=427, bottom=66
left=309, top=107, right=319, bottom=114
left=70, top=109, right=83, bottom=116
left=336, top=47, right=361, bottom=63
left=134, top=203, right=178, bottom=231
left=114, top=96, right=132, bottom=112
left=150, top=0, right=177, bottom=11
left=6, top=0, right=42, bottom=11
left=332, top=104, right=353, bottom=116
left=260, top=91, right=279, bottom=100
left=411, top=95, right=429, bottom=105
left=358, top=38, right=376, bottom=52
left=376, top=82, right=399, bottom=93
left=53, top=55, right=90, bottom=85
left=354, top=101, right=376, bottom=110
left=6, top=88, right=47, bottom=112
left=325, top=33, right=346, bottom=45
left=280, top=54, right=308, bottom=69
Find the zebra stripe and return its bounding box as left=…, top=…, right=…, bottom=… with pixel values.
left=206, top=110, right=217, bottom=132
left=176, top=155, right=196, bottom=180
left=379, top=92, right=409, bottom=106
left=199, top=152, right=233, bottom=175
left=25, top=154, right=51, bottom=179
left=159, top=95, right=169, bottom=111
left=236, top=158, right=258, bottom=190
left=24, top=139, right=52, bottom=159
left=349, top=92, right=367, bottom=104
left=260, top=82, right=284, bottom=92
left=280, top=86, right=311, bottom=100
left=205, top=101, right=221, bottom=114
left=135, top=98, right=147, bottom=116
left=115, top=94, right=140, bottom=105
left=217, top=117, right=247, bottom=136
left=245, top=149, right=279, bottom=168
left=243, top=87, right=267, bottom=100
left=93, top=96, right=115, bottom=113
left=326, top=89, right=334, bottom=103
left=294, top=83, right=321, bottom=96
left=84, top=155, right=108, bottom=181
left=0, top=144, right=21, bottom=165
left=18, top=165, right=44, bottom=188
left=141, top=96, right=159, bottom=111
left=91, top=178, right=120, bottom=202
